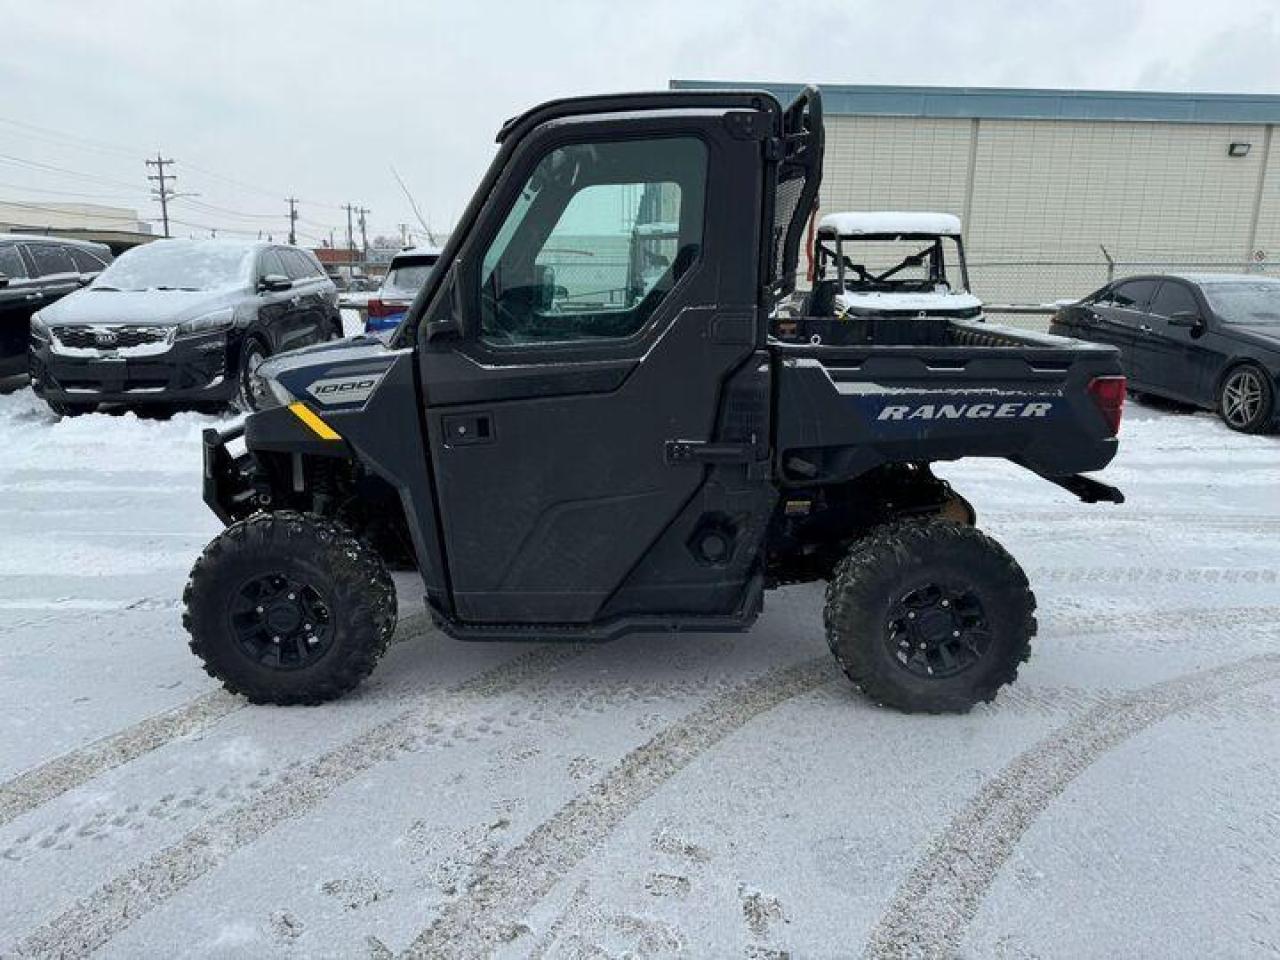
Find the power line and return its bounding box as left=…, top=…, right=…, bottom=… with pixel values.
left=0, top=152, right=143, bottom=192
left=0, top=115, right=140, bottom=160
left=0, top=180, right=148, bottom=202
left=0, top=112, right=387, bottom=241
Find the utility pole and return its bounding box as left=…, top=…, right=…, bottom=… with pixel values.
left=342, top=202, right=357, bottom=273
left=398, top=222, right=409, bottom=247
left=357, top=206, right=370, bottom=263
left=145, top=154, right=176, bottom=238
left=285, top=196, right=299, bottom=246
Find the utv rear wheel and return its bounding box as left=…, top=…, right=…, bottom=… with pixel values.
left=824, top=519, right=1035, bottom=713
left=183, top=511, right=397, bottom=705
left=1218, top=364, right=1274, bottom=433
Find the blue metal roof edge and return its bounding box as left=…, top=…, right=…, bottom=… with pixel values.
left=669, top=80, right=1280, bottom=124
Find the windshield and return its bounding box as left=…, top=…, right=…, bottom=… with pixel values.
left=1202, top=281, right=1280, bottom=326
left=91, top=242, right=252, bottom=292
left=383, top=259, right=438, bottom=297
left=818, top=235, right=964, bottom=293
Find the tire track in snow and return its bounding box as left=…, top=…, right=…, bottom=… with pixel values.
left=0, top=691, right=243, bottom=830
left=862, top=652, right=1280, bottom=960
left=0, top=613, right=431, bottom=830
left=400, top=657, right=836, bottom=959
left=1051, top=604, right=1280, bottom=636
left=986, top=511, right=1280, bottom=532
left=8, top=643, right=587, bottom=960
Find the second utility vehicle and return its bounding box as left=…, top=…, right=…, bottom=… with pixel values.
left=187, top=87, right=1125, bottom=713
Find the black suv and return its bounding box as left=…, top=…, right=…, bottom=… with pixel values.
left=0, top=233, right=112, bottom=376
left=29, top=239, right=341, bottom=414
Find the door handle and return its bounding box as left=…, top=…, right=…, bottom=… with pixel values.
left=441, top=412, right=493, bottom=446
left=24, top=292, right=43, bottom=301
left=1138, top=324, right=1153, bottom=334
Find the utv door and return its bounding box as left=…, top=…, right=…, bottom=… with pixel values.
left=416, top=98, right=805, bottom=626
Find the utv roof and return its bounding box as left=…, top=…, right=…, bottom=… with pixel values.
left=496, top=89, right=783, bottom=143
left=818, top=212, right=963, bottom=237
left=391, top=246, right=442, bottom=260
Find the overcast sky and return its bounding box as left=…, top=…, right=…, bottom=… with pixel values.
left=3, top=0, right=1279, bottom=246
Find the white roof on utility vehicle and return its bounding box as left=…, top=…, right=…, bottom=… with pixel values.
left=818, top=211, right=962, bottom=237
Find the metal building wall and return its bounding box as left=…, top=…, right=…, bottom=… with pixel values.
left=818, top=113, right=1277, bottom=304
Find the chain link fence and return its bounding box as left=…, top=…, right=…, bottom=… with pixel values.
left=970, top=251, right=1280, bottom=333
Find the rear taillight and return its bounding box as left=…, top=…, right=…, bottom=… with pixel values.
left=1087, top=375, right=1126, bottom=436
left=365, top=298, right=393, bottom=318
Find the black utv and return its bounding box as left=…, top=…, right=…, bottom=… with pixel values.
left=187, top=87, right=1126, bottom=713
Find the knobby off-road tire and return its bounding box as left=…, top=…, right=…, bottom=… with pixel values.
left=824, top=519, right=1036, bottom=713
left=183, top=511, right=397, bottom=705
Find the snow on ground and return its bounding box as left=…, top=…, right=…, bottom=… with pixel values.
left=0, top=386, right=1277, bottom=959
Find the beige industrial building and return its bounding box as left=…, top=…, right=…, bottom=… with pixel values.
left=0, top=201, right=153, bottom=253
left=673, top=81, right=1280, bottom=305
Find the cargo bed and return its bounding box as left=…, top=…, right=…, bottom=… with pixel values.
left=770, top=317, right=1124, bottom=484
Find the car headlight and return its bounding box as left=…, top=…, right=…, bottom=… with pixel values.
left=173, top=308, right=236, bottom=340
left=29, top=312, right=51, bottom=343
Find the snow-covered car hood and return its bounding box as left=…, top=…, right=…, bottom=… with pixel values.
left=37, top=287, right=244, bottom=326
left=834, top=290, right=984, bottom=315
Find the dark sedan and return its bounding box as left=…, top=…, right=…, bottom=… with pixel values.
left=1052, top=273, right=1280, bottom=433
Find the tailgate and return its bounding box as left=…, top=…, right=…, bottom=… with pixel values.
left=773, top=334, right=1123, bottom=483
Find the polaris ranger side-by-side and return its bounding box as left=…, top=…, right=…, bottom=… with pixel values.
left=777, top=210, right=985, bottom=343
left=187, top=87, right=1126, bottom=712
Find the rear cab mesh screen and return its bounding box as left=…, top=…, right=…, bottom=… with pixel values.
left=768, top=87, right=824, bottom=300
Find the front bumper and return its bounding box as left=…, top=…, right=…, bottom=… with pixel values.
left=203, top=422, right=255, bottom=524
left=29, top=332, right=236, bottom=405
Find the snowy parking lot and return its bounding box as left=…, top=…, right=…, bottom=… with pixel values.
left=0, top=385, right=1277, bottom=959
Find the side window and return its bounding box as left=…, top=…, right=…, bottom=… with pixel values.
left=0, top=243, right=27, bottom=279
left=25, top=243, right=77, bottom=278
left=1086, top=285, right=1114, bottom=306
left=1147, top=281, right=1200, bottom=319
left=478, top=137, right=707, bottom=345
left=281, top=249, right=313, bottom=281
left=69, top=248, right=106, bottom=274
left=1111, top=279, right=1159, bottom=310
left=258, top=249, right=287, bottom=280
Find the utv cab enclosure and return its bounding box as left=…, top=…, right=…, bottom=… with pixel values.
left=188, top=87, right=1126, bottom=713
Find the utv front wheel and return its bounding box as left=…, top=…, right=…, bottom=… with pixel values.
left=183, top=511, right=397, bottom=705
left=824, top=520, right=1035, bottom=713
